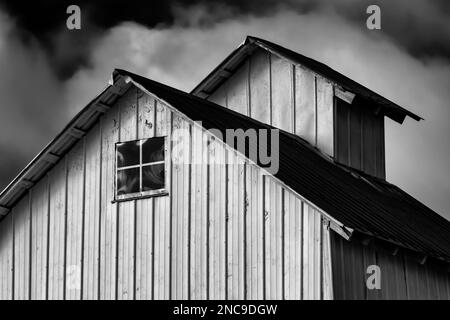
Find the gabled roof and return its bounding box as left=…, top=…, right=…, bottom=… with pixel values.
left=192, top=36, right=423, bottom=124
left=1, top=69, right=448, bottom=264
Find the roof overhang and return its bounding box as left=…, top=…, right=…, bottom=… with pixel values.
left=192, top=36, right=423, bottom=124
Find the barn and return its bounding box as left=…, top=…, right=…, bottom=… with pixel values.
left=0, top=36, right=449, bottom=300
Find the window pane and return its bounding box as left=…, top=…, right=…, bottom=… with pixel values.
left=117, top=141, right=140, bottom=168
left=142, top=137, right=164, bottom=164
left=117, top=168, right=140, bottom=195
left=142, top=163, right=165, bottom=191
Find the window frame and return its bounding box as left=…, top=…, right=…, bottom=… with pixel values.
left=114, top=136, right=169, bottom=202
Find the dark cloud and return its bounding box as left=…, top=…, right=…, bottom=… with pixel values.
left=1, top=0, right=449, bottom=79
left=0, top=0, right=288, bottom=78
left=0, top=0, right=175, bottom=78
left=329, top=0, right=450, bottom=61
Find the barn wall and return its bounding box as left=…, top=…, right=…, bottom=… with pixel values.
left=0, top=88, right=333, bottom=300
left=335, top=98, right=385, bottom=179
left=208, top=48, right=335, bottom=157
left=330, top=231, right=450, bottom=300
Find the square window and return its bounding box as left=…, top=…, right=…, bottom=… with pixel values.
left=115, top=137, right=167, bottom=201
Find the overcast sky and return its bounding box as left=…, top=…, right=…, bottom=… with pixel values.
left=0, top=0, right=449, bottom=219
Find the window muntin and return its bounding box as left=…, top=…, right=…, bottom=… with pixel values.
left=115, top=136, right=167, bottom=200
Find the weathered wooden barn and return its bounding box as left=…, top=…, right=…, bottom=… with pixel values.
left=0, top=36, right=449, bottom=300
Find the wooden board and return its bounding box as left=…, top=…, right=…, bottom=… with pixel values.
left=227, top=151, right=245, bottom=299
left=135, top=93, right=155, bottom=300
left=245, top=165, right=264, bottom=299
left=264, top=178, right=282, bottom=299
left=335, top=99, right=350, bottom=164
left=312, top=208, right=322, bottom=299
left=65, top=142, right=85, bottom=300
left=249, top=49, right=270, bottom=124
left=362, top=242, right=381, bottom=300
left=271, top=54, right=293, bottom=132
left=361, top=106, right=376, bottom=175
left=170, top=114, right=190, bottom=299
left=30, top=177, right=49, bottom=300
left=82, top=124, right=101, bottom=300
left=321, top=220, right=333, bottom=300
left=226, top=61, right=249, bottom=116
left=13, top=195, right=30, bottom=300
left=316, top=77, right=334, bottom=156
left=378, top=245, right=408, bottom=300
left=303, top=203, right=323, bottom=299
left=0, top=213, right=13, bottom=300
left=99, top=99, right=120, bottom=299
left=349, top=103, right=362, bottom=170
left=208, top=137, right=226, bottom=299
left=48, top=160, right=67, bottom=300
left=117, top=89, right=137, bottom=300
left=403, top=253, right=422, bottom=299
left=284, top=190, right=302, bottom=300
left=378, top=118, right=386, bottom=179
left=190, top=123, right=208, bottom=299
left=295, top=68, right=316, bottom=145
left=153, top=101, right=171, bottom=299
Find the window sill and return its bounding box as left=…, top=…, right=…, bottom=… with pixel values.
left=112, top=191, right=169, bottom=203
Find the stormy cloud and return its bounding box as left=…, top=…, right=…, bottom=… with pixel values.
left=1, top=0, right=450, bottom=79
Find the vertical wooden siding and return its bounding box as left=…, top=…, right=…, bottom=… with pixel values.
left=30, top=177, right=49, bottom=300
left=47, top=160, right=67, bottom=299
left=82, top=124, right=101, bottom=300
left=207, top=48, right=335, bottom=157
left=0, top=89, right=333, bottom=300
left=335, top=98, right=385, bottom=179
left=135, top=93, right=155, bottom=299
left=12, top=196, right=30, bottom=299
left=0, top=213, right=13, bottom=299
left=331, top=231, right=450, bottom=300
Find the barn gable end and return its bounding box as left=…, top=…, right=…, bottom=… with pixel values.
left=0, top=77, right=335, bottom=300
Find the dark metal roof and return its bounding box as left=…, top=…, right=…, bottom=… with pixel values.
left=192, top=36, right=423, bottom=124
left=118, top=69, right=450, bottom=262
